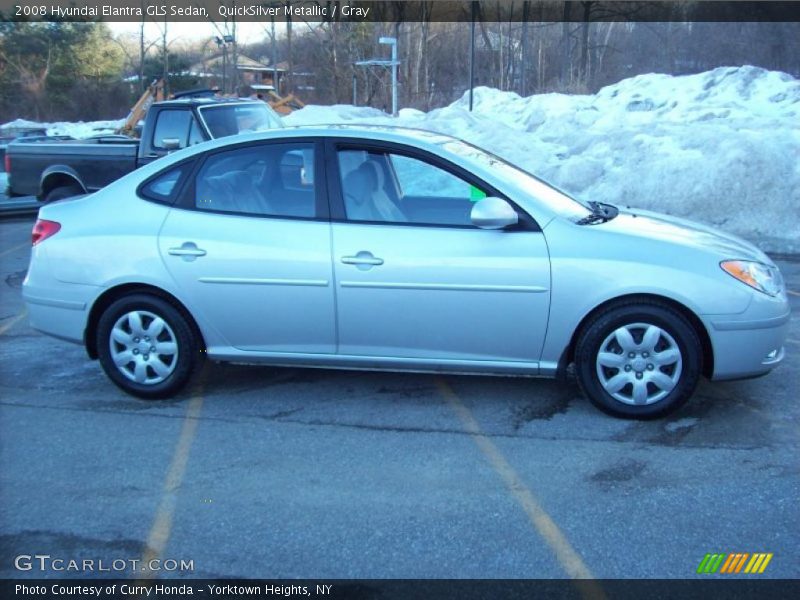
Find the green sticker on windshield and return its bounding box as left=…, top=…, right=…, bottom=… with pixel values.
left=470, top=186, right=487, bottom=201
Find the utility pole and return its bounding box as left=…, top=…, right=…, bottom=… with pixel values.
left=469, top=1, right=476, bottom=111
left=271, top=16, right=278, bottom=93
left=231, top=1, right=238, bottom=95
left=521, top=1, right=530, bottom=96
left=162, top=14, right=169, bottom=97
left=139, top=1, right=146, bottom=93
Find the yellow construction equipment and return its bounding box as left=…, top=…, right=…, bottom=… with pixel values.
left=265, top=90, right=305, bottom=115
left=118, top=79, right=166, bottom=136
left=116, top=79, right=302, bottom=138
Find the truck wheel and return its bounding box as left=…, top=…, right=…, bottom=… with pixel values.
left=43, top=185, right=82, bottom=203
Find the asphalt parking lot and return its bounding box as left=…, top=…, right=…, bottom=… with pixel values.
left=0, top=214, right=798, bottom=581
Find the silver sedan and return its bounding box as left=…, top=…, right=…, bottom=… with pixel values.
left=23, top=127, right=790, bottom=418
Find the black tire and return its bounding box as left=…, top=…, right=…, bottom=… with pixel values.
left=96, top=294, right=203, bottom=399
left=574, top=300, right=702, bottom=419
left=43, top=184, right=82, bottom=203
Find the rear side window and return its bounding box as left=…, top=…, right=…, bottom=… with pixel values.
left=194, top=143, right=317, bottom=218
left=140, top=163, right=190, bottom=203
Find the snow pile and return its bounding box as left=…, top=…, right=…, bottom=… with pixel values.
left=0, top=117, right=125, bottom=138
left=2, top=66, right=797, bottom=252
left=286, top=66, right=800, bottom=254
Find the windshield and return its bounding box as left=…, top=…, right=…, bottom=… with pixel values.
left=198, top=104, right=283, bottom=139
left=438, top=138, right=592, bottom=221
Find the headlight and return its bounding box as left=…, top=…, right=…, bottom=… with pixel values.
left=720, top=260, right=784, bottom=296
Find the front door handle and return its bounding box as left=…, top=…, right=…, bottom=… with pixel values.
left=341, top=251, right=384, bottom=269
left=168, top=242, right=206, bottom=261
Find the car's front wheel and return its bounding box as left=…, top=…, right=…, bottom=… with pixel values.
left=96, top=294, right=203, bottom=399
left=574, top=301, right=702, bottom=419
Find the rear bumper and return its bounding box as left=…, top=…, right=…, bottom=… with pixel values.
left=22, top=254, right=97, bottom=345
left=24, top=290, right=90, bottom=344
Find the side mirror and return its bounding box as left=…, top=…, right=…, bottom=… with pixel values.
left=470, top=197, right=519, bottom=230
left=161, top=138, right=182, bottom=150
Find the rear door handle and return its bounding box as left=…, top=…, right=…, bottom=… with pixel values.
left=168, top=242, right=206, bottom=261
left=341, top=251, right=384, bottom=268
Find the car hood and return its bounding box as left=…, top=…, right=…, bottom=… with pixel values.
left=601, top=206, right=772, bottom=265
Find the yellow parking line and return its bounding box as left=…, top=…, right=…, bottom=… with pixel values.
left=788, top=290, right=800, bottom=298
left=436, top=378, right=605, bottom=598
left=0, top=309, right=27, bottom=336
left=139, top=377, right=205, bottom=580
left=0, top=241, right=29, bottom=259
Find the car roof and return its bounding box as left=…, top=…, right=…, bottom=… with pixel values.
left=294, top=124, right=456, bottom=145
left=176, top=124, right=460, bottom=156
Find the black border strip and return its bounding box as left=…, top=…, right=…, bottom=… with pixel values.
left=2, top=1, right=800, bottom=23
left=3, top=578, right=800, bottom=600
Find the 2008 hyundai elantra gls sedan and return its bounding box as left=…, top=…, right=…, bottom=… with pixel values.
left=22, top=126, right=789, bottom=418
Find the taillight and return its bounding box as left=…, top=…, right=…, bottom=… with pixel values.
left=3, top=153, right=9, bottom=173
left=32, top=219, right=61, bottom=246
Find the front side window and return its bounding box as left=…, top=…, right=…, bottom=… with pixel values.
left=439, top=138, right=591, bottom=221
left=152, top=110, right=198, bottom=150
left=337, top=149, right=490, bottom=227
left=194, top=143, right=316, bottom=218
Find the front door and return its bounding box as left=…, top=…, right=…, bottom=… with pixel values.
left=328, top=143, right=551, bottom=363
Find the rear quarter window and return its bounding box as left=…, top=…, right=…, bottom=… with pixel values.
left=139, top=163, right=191, bottom=203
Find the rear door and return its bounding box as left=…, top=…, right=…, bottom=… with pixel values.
left=157, top=139, right=336, bottom=353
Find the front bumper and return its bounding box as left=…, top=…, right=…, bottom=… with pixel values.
left=706, top=293, right=790, bottom=380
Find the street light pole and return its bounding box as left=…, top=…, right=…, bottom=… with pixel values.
left=379, top=36, right=398, bottom=116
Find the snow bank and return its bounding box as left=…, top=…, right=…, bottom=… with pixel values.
left=0, top=117, right=125, bottom=138
left=286, top=66, right=800, bottom=254
left=3, top=66, right=797, bottom=253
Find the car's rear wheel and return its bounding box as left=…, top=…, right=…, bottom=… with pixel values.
left=96, top=294, right=202, bottom=399
left=574, top=301, right=702, bottom=419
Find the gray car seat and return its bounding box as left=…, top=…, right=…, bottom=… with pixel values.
left=199, top=171, right=271, bottom=214
left=342, top=160, right=406, bottom=222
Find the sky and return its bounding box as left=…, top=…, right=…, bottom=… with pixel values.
left=107, top=21, right=276, bottom=47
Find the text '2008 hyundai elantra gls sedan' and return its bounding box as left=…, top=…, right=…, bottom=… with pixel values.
left=23, top=126, right=789, bottom=418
